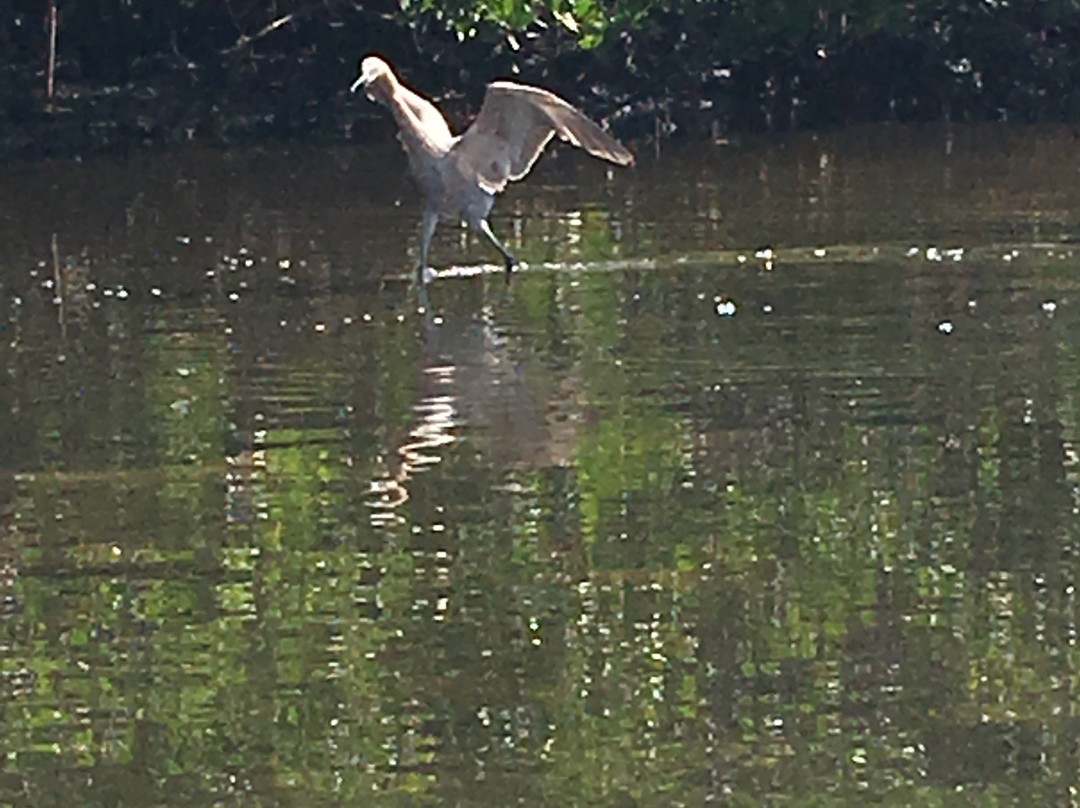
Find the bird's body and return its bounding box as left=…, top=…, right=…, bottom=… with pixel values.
left=351, top=56, right=634, bottom=278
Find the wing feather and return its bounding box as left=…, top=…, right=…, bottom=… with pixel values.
left=450, top=82, right=633, bottom=195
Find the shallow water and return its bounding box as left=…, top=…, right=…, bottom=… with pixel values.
left=2, top=124, right=1080, bottom=806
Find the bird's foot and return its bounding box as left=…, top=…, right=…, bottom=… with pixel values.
left=504, top=254, right=516, bottom=277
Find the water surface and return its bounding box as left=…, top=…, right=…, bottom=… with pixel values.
left=2, top=124, right=1080, bottom=806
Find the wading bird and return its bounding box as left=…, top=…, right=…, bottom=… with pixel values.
left=351, top=55, right=634, bottom=279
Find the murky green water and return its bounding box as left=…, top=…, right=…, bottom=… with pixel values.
left=2, top=124, right=1080, bottom=806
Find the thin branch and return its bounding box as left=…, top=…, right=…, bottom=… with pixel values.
left=46, top=1, right=58, bottom=101
left=221, top=12, right=297, bottom=56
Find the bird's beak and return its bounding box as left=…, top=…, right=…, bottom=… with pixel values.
left=350, top=63, right=381, bottom=99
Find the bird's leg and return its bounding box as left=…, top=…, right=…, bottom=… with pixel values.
left=417, top=208, right=439, bottom=282
left=477, top=219, right=516, bottom=276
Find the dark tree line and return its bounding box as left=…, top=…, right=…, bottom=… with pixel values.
left=3, top=0, right=1080, bottom=157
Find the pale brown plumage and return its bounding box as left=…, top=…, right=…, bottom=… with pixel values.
left=351, top=55, right=634, bottom=278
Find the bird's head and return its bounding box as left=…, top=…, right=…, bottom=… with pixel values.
left=351, top=55, right=395, bottom=105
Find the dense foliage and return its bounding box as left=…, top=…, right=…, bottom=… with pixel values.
left=3, top=0, right=1080, bottom=155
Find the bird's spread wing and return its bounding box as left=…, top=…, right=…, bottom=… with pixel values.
left=450, top=82, right=633, bottom=195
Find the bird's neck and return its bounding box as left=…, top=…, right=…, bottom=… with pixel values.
left=385, top=82, right=455, bottom=156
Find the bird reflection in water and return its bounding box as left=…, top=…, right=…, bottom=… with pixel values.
left=368, top=365, right=456, bottom=526
left=367, top=292, right=581, bottom=526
